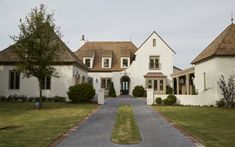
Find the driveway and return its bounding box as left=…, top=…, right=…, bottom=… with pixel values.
left=57, top=96, right=196, bottom=147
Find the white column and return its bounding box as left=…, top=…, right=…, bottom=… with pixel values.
left=147, top=88, right=154, bottom=105
left=186, top=74, right=190, bottom=95
left=176, top=77, right=180, bottom=95
left=98, top=89, right=104, bottom=104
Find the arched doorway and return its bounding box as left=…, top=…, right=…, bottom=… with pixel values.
left=120, top=76, right=130, bottom=95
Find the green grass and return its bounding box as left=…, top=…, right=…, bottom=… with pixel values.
left=111, top=104, right=141, bottom=144
left=154, top=106, right=235, bottom=147
left=0, top=102, right=97, bottom=147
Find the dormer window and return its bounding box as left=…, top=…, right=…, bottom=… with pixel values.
left=83, top=57, right=93, bottom=68
left=121, top=57, right=130, bottom=68
left=85, top=59, right=91, bottom=68
left=102, top=57, right=112, bottom=68
left=153, top=39, right=156, bottom=47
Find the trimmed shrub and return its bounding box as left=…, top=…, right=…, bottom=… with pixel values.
left=7, top=95, right=15, bottom=102
left=155, top=97, right=162, bottom=104
left=47, top=97, right=55, bottom=102
left=28, top=97, right=35, bottom=102
left=108, top=82, right=117, bottom=97
left=0, top=96, right=7, bottom=102
left=67, top=83, right=95, bottom=103
left=41, top=96, right=47, bottom=102
left=132, top=86, right=145, bottom=97
left=5, top=95, right=28, bottom=102
left=166, top=94, right=177, bottom=105
left=163, top=98, right=171, bottom=105
left=162, top=95, right=177, bottom=105
left=20, top=96, right=27, bottom=102
left=166, top=85, right=173, bottom=94
left=216, top=99, right=226, bottom=107
left=53, top=96, right=66, bottom=102
left=192, top=84, right=198, bottom=95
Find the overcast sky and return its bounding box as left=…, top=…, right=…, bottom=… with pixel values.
left=0, top=0, right=234, bottom=68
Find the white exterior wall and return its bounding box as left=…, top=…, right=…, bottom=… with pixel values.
left=147, top=94, right=217, bottom=106
left=88, top=72, right=113, bottom=94
left=194, top=58, right=218, bottom=100
left=0, top=65, right=88, bottom=99
left=194, top=57, right=235, bottom=102
left=126, top=32, right=174, bottom=94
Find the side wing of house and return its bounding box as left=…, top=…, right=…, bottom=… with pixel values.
left=0, top=31, right=88, bottom=99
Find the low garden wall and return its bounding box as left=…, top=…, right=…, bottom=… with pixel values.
left=147, top=89, right=217, bottom=106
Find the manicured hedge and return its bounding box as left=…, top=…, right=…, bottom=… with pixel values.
left=132, top=86, right=145, bottom=97
left=67, top=83, right=95, bottom=103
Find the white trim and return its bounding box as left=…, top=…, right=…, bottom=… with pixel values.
left=102, top=57, right=112, bottom=68
left=121, top=57, right=130, bottom=68
left=83, top=57, right=93, bottom=68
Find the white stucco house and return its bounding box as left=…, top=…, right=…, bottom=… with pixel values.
left=0, top=31, right=88, bottom=99
left=75, top=31, right=175, bottom=96
left=2, top=23, right=234, bottom=105
left=0, top=30, right=176, bottom=99
left=191, top=23, right=235, bottom=103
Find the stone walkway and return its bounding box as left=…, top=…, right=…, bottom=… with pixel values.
left=57, top=97, right=196, bottom=147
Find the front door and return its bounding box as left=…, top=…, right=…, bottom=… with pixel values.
left=121, top=76, right=130, bottom=95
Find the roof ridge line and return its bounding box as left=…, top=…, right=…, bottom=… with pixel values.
left=191, top=24, right=232, bottom=64
left=214, top=24, right=233, bottom=54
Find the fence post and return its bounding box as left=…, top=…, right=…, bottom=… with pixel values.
left=147, top=88, right=154, bottom=105
left=98, top=89, right=104, bottom=104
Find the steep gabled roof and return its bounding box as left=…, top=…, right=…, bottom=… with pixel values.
left=0, top=30, right=86, bottom=69
left=138, top=31, right=176, bottom=54
left=192, top=24, right=235, bottom=64
left=74, top=41, right=138, bottom=72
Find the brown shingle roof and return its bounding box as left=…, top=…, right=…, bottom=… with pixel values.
left=0, top=31, right=86, bottom=69
left=83, top=50, right=95, bottom=57
left=101, top=50, right=113, bottom=57
left=192, top=24, right=235, bottom=64
left=120, top=49, right=130, bottom=57
left=144, top=72, right=167, bottom=78
left=74, top=41, right=138, bottom=72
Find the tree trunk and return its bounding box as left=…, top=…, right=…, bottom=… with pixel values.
left=36, top=78, right=43, bottom=109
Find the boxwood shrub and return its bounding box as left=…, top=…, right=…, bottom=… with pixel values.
left=67, top=83, right=95, bottom=103
left=163, top=94, right=177, bottom=105
left=155, top=97, right=162, bottom=104
left=132, top=86, right=145, bottom=97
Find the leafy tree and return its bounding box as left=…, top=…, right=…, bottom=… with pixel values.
left=217, top=75, right=235, bottom=108
left=11, top=4, right=62, bottom=108
left=108, top=82, right=117, bottom=97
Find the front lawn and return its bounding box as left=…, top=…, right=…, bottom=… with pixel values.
left=154, top=106, right=235, bottom=147
left=111, top=104, right=141, bottom=144
left=0, top=102, right=97, bottom=147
